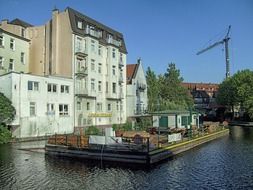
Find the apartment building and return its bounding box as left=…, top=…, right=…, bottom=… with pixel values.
left=1, top=7, right=127, bottom=127
left=126, top=59, right=148, bottom=117
left=0, top=28, right=30, bottom=75
left=0, top=72, right=74, bottom=138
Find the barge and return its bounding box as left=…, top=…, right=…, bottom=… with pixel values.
left=45, top=129, right=229, bottom=165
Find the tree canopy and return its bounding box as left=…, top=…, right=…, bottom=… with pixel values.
left=217, top=69, right=253, bottom=120
left=146, top=63, right=193, bottom=112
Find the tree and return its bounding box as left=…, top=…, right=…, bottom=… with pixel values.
left=146, top=67, right=159, bottom=112
left=217, top=69, right=253, bottom=120
left=0, top=92, right=15, bottom=124
left=160, top=63, right=193, bottom=110
left=146, top=63, right=193, bottom=112
left=0, top=92, right=15, bottom=144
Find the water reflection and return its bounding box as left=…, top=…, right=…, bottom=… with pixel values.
left=1, top=126, right=253, bottom=189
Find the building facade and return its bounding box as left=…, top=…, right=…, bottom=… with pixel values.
left=0, top=28, right=30, bottom=75
left=1, top=7, right=127, bottom=128
left=182, top=82, right=219, bottom=110
left=0, top=72, right=74, bottom=138
left=126, top=59, right=148, bottom=117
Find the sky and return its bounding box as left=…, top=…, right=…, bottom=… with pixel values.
left=0, top=0, right=252, bottom=83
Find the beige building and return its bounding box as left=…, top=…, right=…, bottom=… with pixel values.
left=0, top=28, right=30, bottom=75
left=1, top=8, right=128, bottom=127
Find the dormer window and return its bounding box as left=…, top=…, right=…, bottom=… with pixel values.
left=77, top=21, right=83, bottom=29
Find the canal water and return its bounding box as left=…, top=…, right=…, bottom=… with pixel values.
left=1, top=126, right=253, bottom=190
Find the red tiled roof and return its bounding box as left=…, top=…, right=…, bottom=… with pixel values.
left=126, top=64, right=138, bottom=84
left=182, top=82, right=219, bottom=92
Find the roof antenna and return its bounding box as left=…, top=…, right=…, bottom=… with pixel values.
left=137, top=57, right=142, bottom=64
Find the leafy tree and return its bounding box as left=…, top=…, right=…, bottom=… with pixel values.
left=217, top=69, right=253, bottom=120
left=146, top=63, right=193, bottom=112
left=0, top=92, right=15, bottom=144
left=0, top=92, right=15, bottom=124
left=160, top=63, right=193, bottom=110
left=146, top=67, right=159, bottom=112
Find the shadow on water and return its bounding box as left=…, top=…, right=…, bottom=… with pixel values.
left=229, top=125, right=253, bottom=141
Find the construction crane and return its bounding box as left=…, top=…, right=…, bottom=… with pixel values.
left=197, top=25, right=231, bottom=78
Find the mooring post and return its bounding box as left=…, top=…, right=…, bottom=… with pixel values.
left=55, top=133, right=56, bottom=145
left=147, top=137, right=150, bottom=153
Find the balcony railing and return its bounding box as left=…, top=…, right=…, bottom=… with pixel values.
left=75, top=46, right=87, bottom=57
left=86, top=27, right=102, bottom=38
left=119, top=60, right=124, bottom=68
left=75, top=67, right=88, bottom=78
left=118, top=76, right=124, bottom=84
left=107, top=38, right=122, bottom=47
left=137, top=83, right=146, bottom=91
left=75, top=87, right=88, bottom=96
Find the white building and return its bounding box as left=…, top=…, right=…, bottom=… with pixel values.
left=0, top=72, right=74, bottom=138
left=126, top=59, right=148, bottom=117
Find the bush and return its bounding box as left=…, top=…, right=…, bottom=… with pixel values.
left=85, top=126, right=100, bottom=135
left=0, top=124, right=12, bottom=144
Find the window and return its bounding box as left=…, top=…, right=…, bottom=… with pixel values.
left=120, top=53, right=123, bottom=62
left=0, top=57, right=3, bottom=68
left=87, top=102, right=90, bottom=110
left=76, top=37, right=82, bottom=51
left=97, top=103, right=102, bottom=111
left=77, top=21, right=83, bottom=29
left=98, top=45, right=102, bottom=56
left=91, top=40, right=95, bottom=52
left=9, top=59, right=14, bottom=71
left=120, top=104, right=123, bottom=111
left=112, top=48, right=116, bottom=58
left=112, top=65, right=116, bottom=75
left=59, top=104, right=69, bottom=116
left=30, top=102, right=36, bottom=116
left=98, top=63, right=102, bottom=74
left=117, top=102, right=119, bottom=111
left=91, top=59, right=95, bottom=71
left=107, top=104, right=111, bottom=111
left=28, top=81, right=39, bottom=91
left=0, top=34, right=4, bottom=47
left=112, top=82, right=116, bottom=93
left=91, top=78, right=95, bottom=91
left=48, top=83, right=57, bottom=93
left=106, top=82, right=109, bottom=93
left=98, top=81, right=102, bottom=92
left=47, top=103, right=55, bottom=115
left=21, top=52, right=25, bottom=64
left=10, top=38, right=15, bottom=50
left=21, top=28, right=25, bottom=37
left=77, top=101, right=81, bottom=110
left=61, top=85, right=69, bottom=93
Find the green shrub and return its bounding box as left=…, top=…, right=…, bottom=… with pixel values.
left=0, top=125, right=12, bottom=144
left=85, top=126, right=100, bottom=135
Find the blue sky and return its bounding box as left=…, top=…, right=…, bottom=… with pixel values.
left=0, top=0, right=252, bottom=83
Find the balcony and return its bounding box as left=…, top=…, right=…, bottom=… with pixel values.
left=118, top=60, right=124, bottom=68
left=107, top=38, right=121, bottom=47
left=118, top=76, right=124, bottom=84
left=75, top=47, right=87, bottom=58
left=75, top=87, right=88, bottom=97
left=137, top=83, right=146, bottom=91
left=86, top=27, right=102, bottom=38
left=75, top=67, right=88, bottom=78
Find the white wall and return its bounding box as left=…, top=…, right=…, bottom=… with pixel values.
left=0, top=72, right=74, bottom=138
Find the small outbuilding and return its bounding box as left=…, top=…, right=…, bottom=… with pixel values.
left=151, top=110, right=200, bottom=130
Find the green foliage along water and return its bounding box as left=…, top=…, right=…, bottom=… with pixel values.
left=146, top=63, right=193, bottom=112
left=0, top=92, right=15, bottom=144
left=217, top=69, right=253, bottom=120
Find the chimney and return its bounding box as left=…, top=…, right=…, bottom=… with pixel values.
left=137, top=57, right=142, bottom=64
left=1, top=19, right=8, bottom=25
left=52, top=6, right=59, bottom=16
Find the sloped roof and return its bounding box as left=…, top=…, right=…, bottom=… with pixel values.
left=10, top=18, right=33, bottom=28
left=126, top=64, right=139, bottom=84
left=67, top=7, right=127, bottom=53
